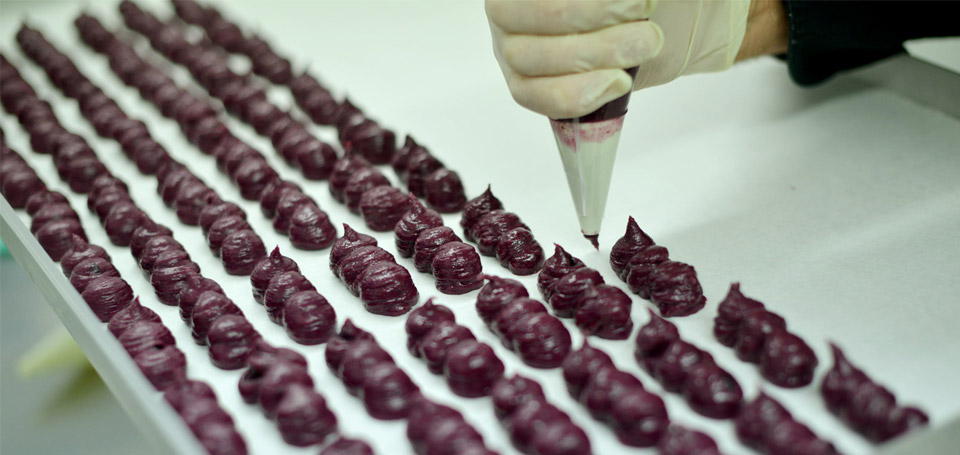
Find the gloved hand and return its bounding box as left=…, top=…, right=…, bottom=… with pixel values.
left=486, top=0, right=751, bottom=119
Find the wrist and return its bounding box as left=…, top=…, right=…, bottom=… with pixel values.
left=736, top=0, right=788, bottom=61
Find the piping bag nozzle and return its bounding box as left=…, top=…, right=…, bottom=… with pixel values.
left=550, top=67, right=639, bottom=250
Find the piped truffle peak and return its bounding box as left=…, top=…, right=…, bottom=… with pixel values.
left=584, top=233, right=599, bottom=250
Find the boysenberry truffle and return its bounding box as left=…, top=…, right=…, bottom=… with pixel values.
left=443, top=340, right=504, bottom=397
left=647, top=261, right=706, bottom=317
left=343, top=167, right=389, bottom=213
left=495, top=227, right=544, bottom=275
left=239, top=344, right=309, bottom=404
left=207, top=314, right=259, bottom=370
left=108, top=297, right=161, bottom=337
left=759, top=330, right=818, bottom=388
left=403, top=150, right=443, bottom=198
left=164, top=379, right=217, bottom=413
left=198, top=200, right=246, bottom=234
left=548, top=268, right=605, bottom=318
left=531, top=418, right=592, bottom=455
left=683, top=361, right=743, bottom=419
left=288, top=202, right=337, bottom=250
left=476, top=275, right=529, bottom=323
left=30, top=203, right=79, bottom=234
left=329, top=224, right=377, bottom=272
left=103, top=201, right=145, bottom=246
left=574, top=285, right=634, bottom=340
left=282, top=290, right=337, bottom=345
left=359, top=186, right=408, bottom=232
left=191, top=291, right=242, bottom=344
left=734, top=309, right=787, bottom=362
left=232, top=158, right=277, bottom=201
left=328, top=155, right=370, bottom=203
left=492, top=375, right=545, bottom=419
left=134, top=345, right=187, bottom=390
left=81, top=276, right=134, bottom=322
left=714, top=282, right=765, bottom=346
left=258, top=362, right=315, bottom=418
left=357, top=261, right=419, bottom=316
left=337, top=246, right=396, bottom=294
left=405, top=299, right=456, bottom=356
left=24, top=190, right=67, bottom=216
left=342, top=119, right=395, bottom=165
left=119, top=321, right=175, bottom=357
left=178, top=275, right=224, bottom=323
left=250, top=247, right=299, bottom=304
left=460, top=186, right=503, bottom=239
left=431, top=241, right=483, bottom=294
left=206, top=215, right=251, bottom=255
left=69, top=257, right=119, bottom=293
left=264, top=271, right=316, bottom=323
left=505, top=399, right=569, bottom=453
left=35, top=218, right=85, bottom=261
left=423, top=168, right=466, bottom=213
left=338, top=340, right=393, bottom=392
left=275, top=383, right=338, bottom=447
left=418, top=321, right=476, bottom=374
left=220, top=229, right=266, bottom=275
left=512, top=313, right=572, bottom=369
left=296, top=140, right=338, bottom=180
left=492, top=298, right=548, bottom=344
left=3, top=171, right=46, bottom=207
left=609, top=389, right=670, bottom=447
left=271, top=189, right=312, bottom=233
left=657, top=425, right=721, bottom=455
left=151, top=265, right=199, bottom=306
left=173, top=181, right=217, bottom=225
left=412, top=226, right=460, bottom=273
left=318, top=438, right=374, bottom=455
left=130, top=219, right=172, bottom=260
left=138, top=235, right=183, bottom=274
left=394, top=195, right=442, bottom=258
left=470, top=210, right=525, bottom=256
left=258, top=179, right=301, bottom=219
left=60, top=234, right=110, bottom=276
left=624, top=245, right=670, bottom=297
left=561, top=342, right=614, bottom=400
left=610, top=216, right=656, bottom=278
left=360, top=363, right=420, bottom=420
left=391, top=135, right=423, bottom=178
left=538, top=244, right=585, bottom=301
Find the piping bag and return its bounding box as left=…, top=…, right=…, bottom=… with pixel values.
left=550, top=67, right=639, bottom=249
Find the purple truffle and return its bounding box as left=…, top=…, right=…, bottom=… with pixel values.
left=357, top=261, right=419, bottom=316
left=610, top=216, right=656, bottom=278
left=271, top=188, right=313, bottom=233
left=220, top=229, right=266, bottom=275
left=118, top=320, right=175, bottom=357
left=647, top=261, right=706, bottom=317
left=574, top=284, right=634, bottom=340
left=562, top=342, right=614, bottom=400
left=329, top=155, right=370, bottom=203
left=318, top=438, right=374, bottom=455
left=492, top=375, right=546, bottom=419
left=359, top=186, right=409, bottom=232
left=258, top=361, right=315, bottom=418
left=35, top=218, right=86, bottom=261
left=475, top=275, right=529, bottom=323
left=250, top=247, right=299, bottom=304
left=81, top=276, right=134, bottom=322
left=405, top=299, right=456, bottom=357
left=288, top=202, right=337, bottom=250
left=418, top=321, right=476, bottom=374
left=191, top=291, right=242, bottom=344
left=495, top=227, right=544, bottom=275
left=624, top=245, right=670, bottom=297
left=443, top=340, right=504, bottom=397
left=412, top=226, right=460, bottom=273
left=129, top=219, right=172, bottom=260
left=403, top=149, right=443, bottom=198
left=460, top=186, right=503, bottom=240
left=329, top=224, right=377, bottom=272
left=609, top=389, right=670, bottom=447
left=178, top=275, right=224, bottom=322
left=275, top=383, right=339, bottom=447
left=264, top=271, right=316, bottom=324
left=511, top=312, right=572, bottom=369
left=198, top=200, right=246, bottom=234
left=548, top=268, right=605, bottom=318
left=394, top=194, right=443, bottom=258
left=134, top=345, right=187, bottom=390
left=69, top=257, right=119, bottom=293
left=431, top=241, right=483, bottom=294
left=24, top=190, right=67, bottom=216
left=343, top=167, right=390, bottom=213
left=657, top=425, right=721, bottom=455
left=151, top=264, right=199, bottom=306
left=360, top=362, right=420, bottom=420
left=470, top=210, right=526, bottom=257
left=60, top=234, right=110, bottom=277
left=164, top=379, right=217, bottom=413
left=538, top=244, right=585, bottom=301
left=207, top=314, right=259, bottom=370
left=282, top=290, right=337, bottom=345
left=108, top=297, right=161, bottom=337
left=424, top=168, right=466, bottom=213
left=258, top=179, right=301, bottom=219
left=30, top=203, right=79, bottom=234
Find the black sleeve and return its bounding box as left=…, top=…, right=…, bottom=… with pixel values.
left=782, top=0, right=960, bottom=85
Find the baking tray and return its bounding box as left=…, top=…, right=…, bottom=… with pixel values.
left=2, top=1, right=959, bottom=454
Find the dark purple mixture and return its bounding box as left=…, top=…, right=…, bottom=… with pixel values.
left=394, top=194, right=442, bottom=258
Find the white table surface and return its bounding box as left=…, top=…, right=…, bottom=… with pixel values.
left=2, top=1, right=959, bottom=454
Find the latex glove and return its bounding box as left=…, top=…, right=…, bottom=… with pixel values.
left=487, top=0, right=750, bottom=119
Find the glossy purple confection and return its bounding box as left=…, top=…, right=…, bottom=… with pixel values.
left=491, top=297, right=548, bottom=343
left=272, top=189, right=313, bottom=233
left=24, top=190, right=67, bottom=216
left=645, top=340, right=707, bottom=393
left=403, top=149, right=443, bottom=198
left=358, top=261, right=419, bottom=316
left=759, top=330, right=818, bottom=388
left=337, top=246, right=395, bottom=294
left=220, top=229, right=266, bottom=275
left=118, top=320, right=175, bottom=357
left=562, top=342, right=615, bottom=400
left=134, top=345, right=187, bottom=390
left=164, top=379, right=217, bottom=413
left=610, top=216, right=656, bottom=279
left=390, top=135, right=421, bottom=178
left=624, top=245, right=670, bottom=297
left=138, top=235, right=183, bottom=274
left=60, top=234, right=110, bottom=276
left=189, top=413, right=249, bottom=455
left=495, top=227, right=544, bottom=275
left=342, top=118, right=395, bottom=165
left=282, top=290, right=337, bottom=345
left=297, top=141, right=339, bottom=180
left=460, top=186, right=503, bottom=239
left=714, top=282, right=765, bottom=346
left=491, top=375, right=546, bottom=420
left=343, top=167, right=390, bottom=213
left=538, top=244, right=585, bottom=301
left=214, top=140, right=260, bottom=177
left=734, top=308, right=787, bottom=362
left=30, top=203, right=79, bottom=234
left=394, top=194, right=443, bottom=258
left=359, top=186, right=409, bottom=232
left=258, top=361, right=315, bottom=419
left=548, top=268, right=604, bottom=318
left=412, top=226, right=461, bottom=274
left=239, top=342, right=309, bottom=404
left=129, top=219, right=172, bottom=260
left=470, top=210, right=526, bottom=256
left=329, top=224, right=377, bottom=273
left=475, top=275, right=528, bottom=323
left=2, top=170, right=45, bottom=208
left=424, top=168, right=466, bottom=213
left=579, top=365, right=645, bottom=421
left=444, top=340, right=504, bottom=397
left=250, top=247, right=299, bottom=304
left=634, top=313, right=680, bottom=358
left=338, top=340, right=394, bottom=392
left=431, top=242, right=484, bottom=294
left=821, top=344, right=928, bottom=442
left=173, top=181, right=217, bottom=225
left=418, top=321, right=476, bottom=374
left=359, top=362, right=420, bottom=420
left=329, top=155, right=370, bottom=203
left=198, top=200, right=246, bottom=234
left=207, top=314, right=259, bottom=370
left=288, top=203, right=337, bottom=250
left=574, top=285, right=633, bottom=340
left=682, top=361, right=743, bottom=419
left=206, top=215, right=251, bottom=256
left=66, top=157, right=109, bottom=193
left=318, top=437, right=374, bottom=455
left=275, top=383, right=339, bottom=447
left=258, top=179, right=301, bottom=218
left=406, top=399, right=460, bottom=452
left=90, top=188, right=132, bottom=222
left=191, top=291, right=242, bottom=344
left=512, top=313, right=572, bottom=369
left=264, top=271, right=316, bottom=324
left=151, top=265, right=199, bottom=306
left=647, top=261, right=706, bottom=317
left=736, top=393, right=838, bottom=454
left=108, top=297, right=161, bottom=337
left=35, top=218, right=85, bottom=261
left=405, top=299, right=456, bottom=356
left=69, top=257, right=119, bottom=293
left=506, top=399, right=570, bottom=454
left=81, top=276, right=134, bottom=322
left=232, top=158, right=278, bottom=201
left=657, top=425, right=721, bottom=455
left=151, top=248, right=197, bottom=273
left=178, top=275, right=223, bottom=322
left=420, top=418, right=489, bottom=455
left=530, top=418, right=592, bottom=455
